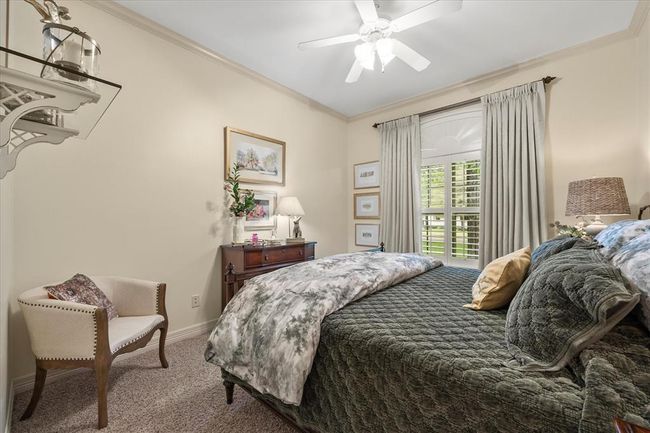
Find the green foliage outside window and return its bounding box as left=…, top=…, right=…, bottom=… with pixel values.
left=421, top=160, right=480, bottom=261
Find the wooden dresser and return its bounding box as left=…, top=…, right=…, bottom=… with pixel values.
left=220, top=241, right=316, bottom=310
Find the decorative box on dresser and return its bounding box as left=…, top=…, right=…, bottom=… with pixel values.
left=220, top=241, right=317, bottom=310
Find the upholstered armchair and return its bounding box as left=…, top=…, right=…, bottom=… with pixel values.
left=17, top=276, right=169, bottom=429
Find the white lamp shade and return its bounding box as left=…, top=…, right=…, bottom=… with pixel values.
left=275, top=196, right=305, bottom=216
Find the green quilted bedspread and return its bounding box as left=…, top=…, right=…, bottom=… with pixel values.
left=222, top=266, right=650, bottom=433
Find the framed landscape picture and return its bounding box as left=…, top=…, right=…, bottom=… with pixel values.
left=354, top=160, right=380, bottom=189
left=354, top=192, right=380, bottom=219
left=355, top=224, right=380, bottom=247
left=245, top=191, right=277, bottom=231
left=225, top=127, right=286, bottom=186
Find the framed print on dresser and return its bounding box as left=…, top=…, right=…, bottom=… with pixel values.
left=225, top=127, right=286, bottom=186
left=245, top=191, right=277, bottom=231
left=354, top=192, right=380, bottom=219
left=355, top=223, right=380, bottom=247
left=354, top=160, right=380, bottom=189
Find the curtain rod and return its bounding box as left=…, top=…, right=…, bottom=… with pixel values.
left=372, top=76, right=557, bottom=128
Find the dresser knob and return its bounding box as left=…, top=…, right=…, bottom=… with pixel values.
left=299, top=250, right=303, bottom=256
left=264, top=255, right=268, bottom=261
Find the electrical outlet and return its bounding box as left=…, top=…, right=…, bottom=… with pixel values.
left=191, top=295, right=200, bottom=308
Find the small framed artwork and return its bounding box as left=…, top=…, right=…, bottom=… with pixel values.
left=225, top=127, right=286, bottom=186
left=355, top=224, right=380, bottom=247
left=354, top=160, right=380, bottom=189
left=245, top=191, right=277, bottom=231
left=354, top=192, right=380, bottom=219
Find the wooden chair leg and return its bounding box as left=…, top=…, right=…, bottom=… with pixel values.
left=96, top=362, right=110, bottom=429
left=224, top=380, right=234, bottom=405
left=159, top=326, right=169, bottom=369
left=20, top=364, right=47, bottom=421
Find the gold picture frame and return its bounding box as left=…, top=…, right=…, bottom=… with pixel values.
left=225, top=127, right=286, bottom=186
left=353, top=160, right=380, bottom=189
left=355, top=223, right=380, bottom=247
left=354, top=192, right=380, bottom=219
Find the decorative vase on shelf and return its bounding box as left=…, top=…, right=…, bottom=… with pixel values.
left=233, top=216, right=246, bottom=244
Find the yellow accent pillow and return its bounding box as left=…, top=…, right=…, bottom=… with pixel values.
left=464, top=247, right=531, bottom=311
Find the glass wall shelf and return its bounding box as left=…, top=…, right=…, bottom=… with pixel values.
left=0, top=46, right=121, bottom=178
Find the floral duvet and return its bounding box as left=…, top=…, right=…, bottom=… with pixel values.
left=205, top=251, right=440, bottom=405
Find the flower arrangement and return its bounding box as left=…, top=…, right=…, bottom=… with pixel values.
left=549, top=220, right=590, bottom=240
left=224, top=163, right=255, bottom=217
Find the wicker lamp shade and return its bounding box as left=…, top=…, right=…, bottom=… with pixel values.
left=565, top=177, right=630, bottom=216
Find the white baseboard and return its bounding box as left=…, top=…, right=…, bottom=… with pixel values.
left=4, top=382, right=13, bottom=433
left=11, top=318, right=217, bottom=396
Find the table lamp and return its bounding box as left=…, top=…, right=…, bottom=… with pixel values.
left=565, top=177, right=630, bottom=235
left=275, top=196, right=305, bottom=243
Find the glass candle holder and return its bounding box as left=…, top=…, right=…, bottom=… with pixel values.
left=41, top=23, right=101, bottom=91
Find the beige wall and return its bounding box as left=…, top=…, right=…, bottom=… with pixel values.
left=640, top=8, right=650, bottom=209
left=6, top=1, right=348, bottom=380
left=1, top=0, right=13, bottom=429
left=347, top=30, right=650, bottom=251
left=0, top=176, right=13, bottom=433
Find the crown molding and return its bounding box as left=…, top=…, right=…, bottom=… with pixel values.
left=81, top=0, right=348, bottom=122
left=629, top=0, right=650, bottom=36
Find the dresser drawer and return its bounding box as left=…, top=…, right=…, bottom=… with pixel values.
left=263, top=246, right=305, bottom=265
left=244, top=250, right=263, bottom=268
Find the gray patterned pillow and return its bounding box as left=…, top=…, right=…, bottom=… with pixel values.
left=529, top=235, right=580, bottom=274
left=594, top=219, right=650, bottom=259
left=612, top=233, right=650, bottom=331
left=505, top=248, right=639, bottom=371
left=46, top=274, right=119, bottom=320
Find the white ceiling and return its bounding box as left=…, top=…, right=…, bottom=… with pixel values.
left=116, top=0, right=638, bottom=117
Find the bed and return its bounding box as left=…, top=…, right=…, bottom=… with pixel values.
left=212, top=261, right=649, bottom=433
left=206, top=243, right=650, bottom=433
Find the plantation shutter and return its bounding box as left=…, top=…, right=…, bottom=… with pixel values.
left=420, top=104, right=482, bottom=267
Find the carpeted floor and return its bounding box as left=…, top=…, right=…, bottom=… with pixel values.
left=11, top=334, right=298, bottom=432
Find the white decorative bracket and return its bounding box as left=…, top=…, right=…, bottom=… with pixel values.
left=0, top=66, right=100, bottom=179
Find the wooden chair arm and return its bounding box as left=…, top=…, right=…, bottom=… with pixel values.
left=615, top=418, right=650, bottom=433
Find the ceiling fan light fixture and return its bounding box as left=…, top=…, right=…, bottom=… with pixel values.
left=298, top=0, right=462, bottom=83
left=376, top=38, right=395, bottom=68
left=354, top=42, right=375, bottom=70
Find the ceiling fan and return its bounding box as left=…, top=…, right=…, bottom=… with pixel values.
left=297, top=0, right=462, bottom=83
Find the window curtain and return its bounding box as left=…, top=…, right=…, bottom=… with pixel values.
left=378, top=115, right=421, bottom=253
left=479, top=81, right=547, bottom=268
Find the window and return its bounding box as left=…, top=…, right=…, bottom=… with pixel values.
left=420, top=104, right=482, bottom=267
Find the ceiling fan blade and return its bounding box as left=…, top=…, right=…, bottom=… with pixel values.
left=391, top=0, right=462, bottom=33
left=345, top=59, right=364, bottom=83
left=298, top=33, right=360, bottom=50
left=392, top=40, right=431, bottom=72
left=354, top=0, right=379, bottom=24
